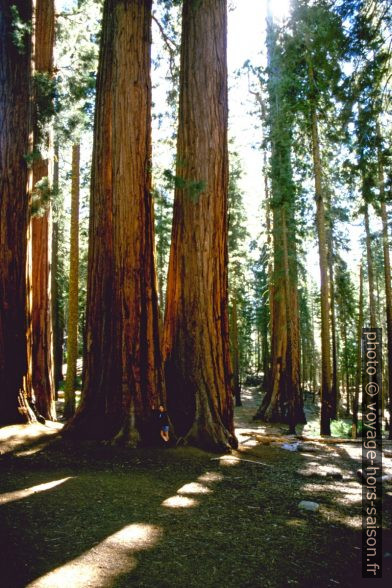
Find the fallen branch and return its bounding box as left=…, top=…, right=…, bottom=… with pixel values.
left=211, top=455, right=272, bottom=467
left=246, top=431, right=363, bottom=444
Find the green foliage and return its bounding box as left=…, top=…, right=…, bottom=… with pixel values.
left=10, top=5, right=32, bottom=53
left=330, top=419, right=352, bottom=438
left=31, top=177, right=53, bottom=217
left=34, top=72, right=57, bottom=124
left=163, top=168, right=206, bottom=202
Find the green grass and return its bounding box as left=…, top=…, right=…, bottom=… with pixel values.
left=1, top=431, right=391, bottom=587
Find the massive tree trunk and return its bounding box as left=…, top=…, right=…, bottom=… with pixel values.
left=0, top=1, right=32, bottom=425
left=29, top=0, right=56, bottom=420
left=64, top=0, right=164, bottom=445
left=64, top=143, right=80, bottom=419
left=163, top=0, right=236, bottom=451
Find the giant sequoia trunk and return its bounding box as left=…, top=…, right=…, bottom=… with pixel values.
left=64, top=0, right=164, bottom=445
left=29, top=0, right=56, bottom=420
left=0, top=1, right=32, bottom=424
left=255, top=206, right=306, bottom=431
left=64, top=143, right=80, bottom=419
left=163, top=0, right=236, bottom=451
left=254, top=17, right=305, bottom=432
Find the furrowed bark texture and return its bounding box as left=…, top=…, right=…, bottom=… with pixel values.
left=163, top=0, right=236, bottom=451
left=64, top=0, right=164, bottom=444
left=30, top=0, right=56, bottom=420
left=0, top=1, right=32, bottom=424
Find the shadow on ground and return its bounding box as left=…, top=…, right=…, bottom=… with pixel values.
left=0, top=388, right=391, bottom=588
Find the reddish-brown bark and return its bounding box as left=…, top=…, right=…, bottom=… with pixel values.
left=64, top=0, right=164, bottom=445
left=163, top=0, right=236, bottom=451
left=0, top=1, right=32, bottom=424
left=29, top=0, right=56, bottom=420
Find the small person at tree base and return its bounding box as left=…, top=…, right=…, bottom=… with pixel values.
left=158, top=404, right=169, bottom=443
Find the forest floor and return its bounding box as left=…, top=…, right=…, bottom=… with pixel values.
left=0, top=388, right=391, bottom=588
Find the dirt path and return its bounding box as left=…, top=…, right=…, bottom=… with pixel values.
left=0, top=388, right=391, bottom=588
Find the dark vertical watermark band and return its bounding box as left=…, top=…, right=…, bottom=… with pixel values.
left=362, top=328, right=382, bottom=578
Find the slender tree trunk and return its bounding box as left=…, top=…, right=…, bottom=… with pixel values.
left=310, top=102, right=332, bottom=435
left=364, top=202, right=377, bottom=328
left=51, top=142, right=63, bottom=393
left=327, top=217, right=338, bottom=420
left=0, top=1, right=32, bottom=424
left=64, top=0, right=164, bottom=445
left=264, top=161, right=273, bottom=391
left=64, top=143, right=80, bottom=419
left=230, top=296, right=242, bottom=407
left=163, top=0, right=236, bottom=451
left=352, top=264, right=363, bottom=438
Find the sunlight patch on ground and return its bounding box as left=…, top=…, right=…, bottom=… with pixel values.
left=216, top=455, right=241, bottom=467
left=0, top=422, right=62, bottom=454
left=303, top=481, right=362, bottom=506
left=161, top=495, right=199, bottom=508
left=322, top=510, right=362, bottom=529
left=161, top=469, right=223, bottom=509
left=286, top=518, right=306, bottom=528
left=177, top=482, right=211, bottom=495
left=197, top=471, right=223, bottom=483
left=0, top=477, right=73, bottom=506
left=26, top=523, right=162, bottom=588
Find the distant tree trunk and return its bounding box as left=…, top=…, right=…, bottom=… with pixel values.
left=377, top=123, right=392, bottom=438
left=310, top=105, right=331, bottom=435
left=163, top=0, right=236, bottom=451
left=254, top=17, right=305, bottom=432
left=0, top=1, right=32, bottom=425
left=64, top=0, right=164, bottom=445
left=29, top=0, right=56, bottom=420
left=230, top=296, right=242, bottom=407
left=263, top=163, right=273, bottom=390
left=326, top=212, right=338, bottom=420
left=363, top=202, right=377, bottom=328
left=52, top=143, right=64, bottom=392
left=352, top=264, right=363, bottom=438
left=64, top=143, right=80, bottom=419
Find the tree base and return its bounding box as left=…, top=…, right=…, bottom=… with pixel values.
left=182, top=418, right=238, bottom=453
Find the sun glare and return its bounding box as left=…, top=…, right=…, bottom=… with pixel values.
left=268, top=0, right=291, bottom=22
